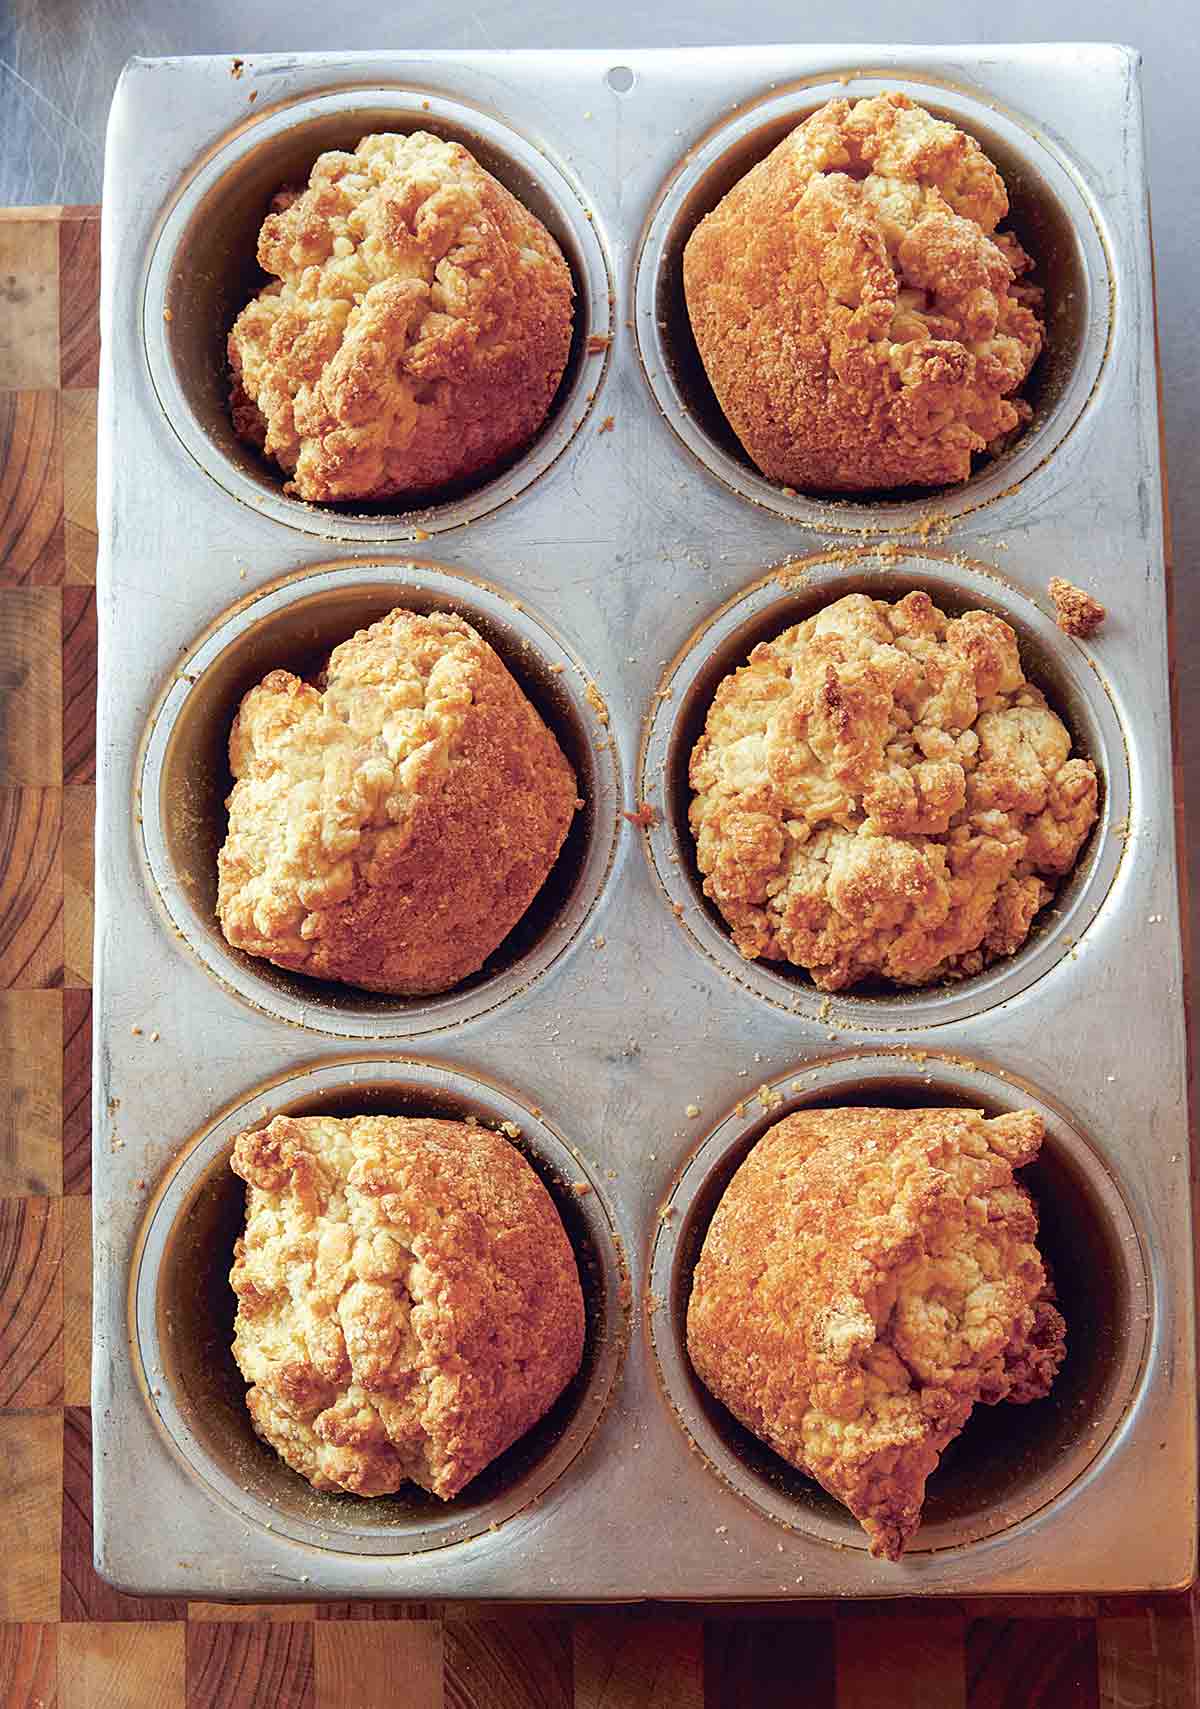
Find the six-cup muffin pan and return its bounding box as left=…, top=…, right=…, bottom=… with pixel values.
left=95, top=45, right=1194, bottom=1600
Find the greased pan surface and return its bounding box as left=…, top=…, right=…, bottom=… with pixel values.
left=95, top=45, right=1192, bottom=1600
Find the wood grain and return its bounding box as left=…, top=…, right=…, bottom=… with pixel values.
left=966, top=1617, right=1099, bottom=1708
left=0, top=1622, right=57, bottom=1709
left=0, top=1410, right=62, bottom=1620
left=315, top=1600, right=437, bottom=1620
left=444, top=1616, right=573, bottom=1709
left=0, top=989, right=62, bottom=1194
left=1, top=589, right=62, bottom=784
left=186, top=1604, right=318, bottom=1623
left=58, top=217, right=100, bottom=391
left=61, top=390, right=96, bottom=586
left=60, top=989, right=89, bottom=1194
left=61, top=590, right=95, bottom=784
left=574, top=1614, right=703, bottom=1709
left=0, top=789, right=62, bottom=987
left=59, top=1622, right=186, bottom=1709
left=1098, top=1604, right=1197, bottom=1707
left=0, top=220, right=60, bottom=390
left=0, top=1196, right=63, bottom=1405
left=314, top=1622, right=442, bottom=1709
left=62, top=787, right=93, bottom=988
left=0, top=393, right=63, bottom=586
left=186, top=1621, right=314, bottom=1709
left=703, top=1617, right=836, bottom=1709
left=62, top=1195, right=90, bottom=1405
left=60, top=1407, right=186, bottom=1624
left=838, top=1613, right=965, bottom=1709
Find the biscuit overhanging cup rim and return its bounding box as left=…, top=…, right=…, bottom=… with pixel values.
left=141, top=87, right=613, bottom=540
left=130, top=1055, right=628, bottom=1556
left=647, top=1050, right=1151, bottom=1558
left=639, top=548, right=1131, bottom=1030
left=137, top=558, right=621, bottom=1039
left=633, top=72, right=1114, bottom=530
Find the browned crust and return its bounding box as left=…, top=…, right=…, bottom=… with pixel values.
left=230, top=1114, right=586, bottom=1500
left=683, top=92, right=1044, bottom=492
left=686, top=1105, right=1065, bottom=1559
left=216, top=608, right=578, bottom=994
left=227, top=131, right=574, bottom=502
left=1048, top=577, right=1107, bottom=638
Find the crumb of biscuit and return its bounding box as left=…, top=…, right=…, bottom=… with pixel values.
left=622, top=802, right=658, bottom=830
left=228, top=132, right=574, bottom=502
left=587, top=333, right=612, bottom=353
left=689, top=589, right=1098, bottom=992
left=684, top=91, right=1044, bottom=491
left=585, top=681, right=610, bottom=724
left=230, top=1113, right=584, bottom=1499
left=570, top=1181, right=592, bottom=1198
left=230, top=57, right=244, bottom=78
left=1048, top=577, right=1106, bottom=638
left=687, top=1104, right=1065, bottom=1559
left=599, top=415, right=615, bottom=433
left=217, top=607, right=577, bottom=994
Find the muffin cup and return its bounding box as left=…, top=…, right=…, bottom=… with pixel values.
left=131, top=1056, right=627, bottom=1555
left=138, top=559, right=620, bottom=1037
left=639, top=548, right=1130, bottom=1029
left=648, top=1051, right=1149, bottom=1556
left=634, top=74, right=1111, bottom=528
left=142, top=88, right=612, bottom=539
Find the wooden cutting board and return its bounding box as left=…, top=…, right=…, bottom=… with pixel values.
left=0, top=203, right=1195, bottom=1709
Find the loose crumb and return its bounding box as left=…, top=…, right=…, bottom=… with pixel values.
left=130, top=1025, right=142, bottom=1036
left=592, top=935, right=606, bottom=949
left=162, top=307, right=173, bottom=323
left=410, top=527, right=431, bottom=542
left=622, top=801, right=659, bottom=830
left=230, top=57, right=244, bottom=77
left=586, top=333, right=612, bottom=354
left=499, top=1120, right=522, bottom=1139
left=685, top=1103, right=701, bottom=1119
left=598, top=415, right=615, bottom=433
left=570, top=1181, right=592, bottom=1198
left=1049, top=577, right=1106, bottom=638
left=585, top=681, right=610, bottom=725
left=150, top=1030, right=160, bottom=1043
left=248, top=90, right=258, bottom=103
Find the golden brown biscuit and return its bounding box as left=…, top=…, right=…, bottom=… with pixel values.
left=230, top=1113, right=586, bottom=1499
left=683, top=92, right=1044, bottom=491
left=228, top=132, right=574, bottom=501
left=217, top=608, right=577, bottom=994
left=689, top=590, right=1097, bottom=991
left=686, top=1104, right=1065, bottom=1559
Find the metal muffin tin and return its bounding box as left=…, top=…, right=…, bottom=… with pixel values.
left=96, top=45, right=1194, bottom=1600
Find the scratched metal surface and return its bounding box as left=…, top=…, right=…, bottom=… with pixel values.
left=89, top=45, right=1193, bottom=1601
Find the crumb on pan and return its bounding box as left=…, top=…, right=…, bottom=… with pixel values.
left=687, top=1104, right=1065, bottom=1559
left=229, top=1113, right=584, bottom=1499
left=622, top=801, right=659, bottom=831
left=228, top=132, right=574, bottom=502
left=216, top=607, right=577, bottom=995
left=1048, top=577, right=1106, bottom=638
left=683, top=92, right=1044, bottom=491
left=689, top=589, right=1098, bottom=992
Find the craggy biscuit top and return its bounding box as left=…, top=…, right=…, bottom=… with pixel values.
left=228, top=132, right=574, bottom=501
left=1048, top=577, right=1107, bottom=639
left=217, top=608, right=578, bottom=995
left=230, top=1114, right=585, bottom=1500
left=689, top=589, right=1098, bottom=991
left=683, top=92, right=1044, bottom=491
left=686, top=1105, right=1065, bottom=1559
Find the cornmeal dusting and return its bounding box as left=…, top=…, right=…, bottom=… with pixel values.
left=684, top=92, right=1043, bottom=491
left=230, top=1114, right=584, bottom=1499
left=229, top=132, right=573, bottom=501
left=687, top=1105, right=1065, bottom=1559
left=689, top=590, right=1098, bottom=991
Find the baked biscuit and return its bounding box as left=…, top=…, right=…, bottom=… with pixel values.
left=229, top=132, right=574, bottom=501
left=217, top=608, right=577, bottom=994
left=687, top=1104, right=1065, bottom=1559
left=230, top=1113, right=586, bottom=1499
left=689, top=589, right=1097, bottom=991
left=683, top=92, right=1044, bottom=491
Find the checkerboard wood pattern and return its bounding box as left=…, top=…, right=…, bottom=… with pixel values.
left=0, top=203, right=1196, bottom=1708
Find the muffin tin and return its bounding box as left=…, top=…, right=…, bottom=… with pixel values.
left=95, top=45, right=1193, bottom=1599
